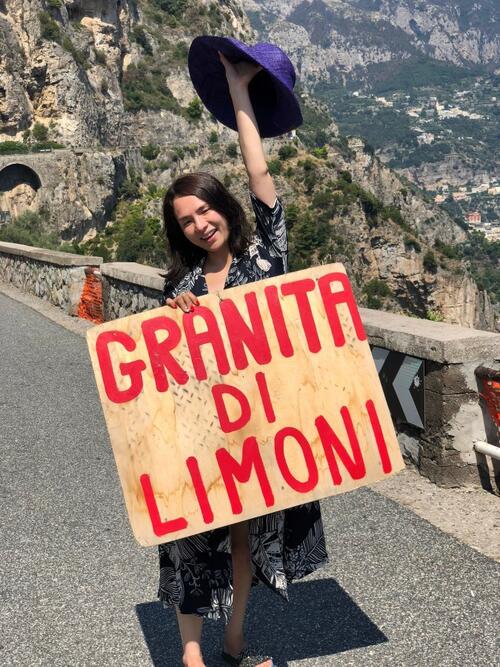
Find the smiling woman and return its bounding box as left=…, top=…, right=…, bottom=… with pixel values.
left=155, top=42, right=320, bottom=667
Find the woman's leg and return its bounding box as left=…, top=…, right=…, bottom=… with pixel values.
left=175, top=607, right=205, bottom=667
left=224, top=521, right=253, bottom=654
left=224, top=521, right=272, bottom=667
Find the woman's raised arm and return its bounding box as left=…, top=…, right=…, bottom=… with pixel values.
left=218, top=52, right=277, bottom=208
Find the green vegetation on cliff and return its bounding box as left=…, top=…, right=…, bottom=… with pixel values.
left=0, top=210, right=59, bottom=248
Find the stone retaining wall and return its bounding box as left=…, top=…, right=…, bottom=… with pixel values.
left=99, top=262, right=164, bottom=321
left=361, top=309, right=499, bottom=491
left=1, top=242, right=498, bottom=492
left=0, top=242, right=102, bottom=315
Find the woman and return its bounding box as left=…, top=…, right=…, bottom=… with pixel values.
left=161, top=52, right=328, bottom=667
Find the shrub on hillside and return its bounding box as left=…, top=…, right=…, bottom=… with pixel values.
left=423, top=250, right=438, bottom=272
left=0, top=141, right=29, bottom=155
left=311, top=146, right=328, bottom=159
left=312, top=190, right=333, bottom=210
left=363, top=279, right=391, bottom=299
left=186, top=98, right=203, bottom=120
left=141, top=143, right=161, bottom=161
left=172, top=42, right=188, bottom=62
left=267, top=159, right=281, bottom=176
left=362, top=279, right=392, bottom=310
left=338, top=170, right=352, bottom=183
left=95, top=49, right=106, bottom=65
left=62, top=35, right=88, bottom=67
left=278, top=145, right=297, bottom=160
left=39, top=11, right=61, bottom=42
left=122, top=62, right=180, bottom=113
left=434, top=238, right=461, bottom=259
left=118, top=169, right=142, bottom=200
left=151, top=0, right=188, bottom=18
left=0, top=210, right=59, bottom=249
left=132, top=26, right=153, bottom=56
left=404, top=235, right=421, bottom=252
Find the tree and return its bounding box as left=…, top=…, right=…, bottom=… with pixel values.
left=32, top=122, right=49, bottom=142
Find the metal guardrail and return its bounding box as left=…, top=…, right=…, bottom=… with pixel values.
left=473, top=440, right=500, bottom=460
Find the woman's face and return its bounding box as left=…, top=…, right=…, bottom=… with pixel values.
left=173, top=195, right=230, bottom=253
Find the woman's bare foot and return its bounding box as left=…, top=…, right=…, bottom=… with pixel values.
left=182, top=649, right=205, bottom=667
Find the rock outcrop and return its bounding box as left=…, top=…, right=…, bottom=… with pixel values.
left=243, top=0, right=500, bottom=89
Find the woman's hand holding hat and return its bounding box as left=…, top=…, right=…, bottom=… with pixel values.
left=218, top=51, right=263, bottom=90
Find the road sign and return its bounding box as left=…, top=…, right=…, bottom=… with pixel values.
left=372, top=347, right=424, bottom=429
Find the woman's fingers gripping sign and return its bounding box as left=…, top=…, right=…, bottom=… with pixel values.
left=165, top=291, right=200, bottom=313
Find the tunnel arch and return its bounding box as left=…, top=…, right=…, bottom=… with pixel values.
left=0, top=163, right=43, bottom=192
left=0, top=163, right=43, bottom=220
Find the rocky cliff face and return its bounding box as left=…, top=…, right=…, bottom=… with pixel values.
left=0, top=0, right=252, bottom=145
left=0, top=1, right=496, bottom=330
left=243, top=0, right=500, bottom=89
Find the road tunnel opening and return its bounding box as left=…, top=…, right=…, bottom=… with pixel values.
left=0, top=163, right=42, bottom=219
left=0, top=163, right=42, bottom=192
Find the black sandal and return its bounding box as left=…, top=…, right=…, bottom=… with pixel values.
left=221, top=649, right=275, bottom=667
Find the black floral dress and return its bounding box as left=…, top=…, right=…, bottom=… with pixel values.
left=159, top=191, right=328, bottom=621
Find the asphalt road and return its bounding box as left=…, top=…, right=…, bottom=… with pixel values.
left=1, top=292, right=499, bottom=667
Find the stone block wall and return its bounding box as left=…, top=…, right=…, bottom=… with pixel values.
left=99, top=262, right=164, bottom=321
left=0, top=242, right=102, bottom=315
left=1, top=242, right=499, bottom=492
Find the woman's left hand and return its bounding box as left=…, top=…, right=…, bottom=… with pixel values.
left=218, top=51, right=262, bottom=90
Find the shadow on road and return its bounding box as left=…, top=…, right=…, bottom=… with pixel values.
left=136, top=578, right=387, bottom=666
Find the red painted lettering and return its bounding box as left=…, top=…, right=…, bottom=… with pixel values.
left=255, top=372, right=276, bottom=424
left=315, top=407, right=366, bottom=484
left=216, top=437, right=275, bottom=514
left=186, top=456, right=214, bottom=524
left=141, top=316, right=188, bottom=392
left=96, top=330, right=146, bottom=404
left=212, top=383, right=251, bottom=433
left=317, top=272, right=367, bottom=347
left=140, top=473, right=188, bottom=537
left=275, top=427, right=319, bottom=493
left=220, top=292, right=272, bottom=369
left=264, top=285, right=294, bottom=357
left=366, top=399, right=392, bottom=473
left=183, top=306, right=230, bottom=380
left=281, top=279, right=321, bottom=353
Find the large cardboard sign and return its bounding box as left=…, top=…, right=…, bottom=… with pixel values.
left=87, top=264, right=404, bottom=546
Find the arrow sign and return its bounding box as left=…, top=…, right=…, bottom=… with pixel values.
left=371, top=347, right=424, bottom=430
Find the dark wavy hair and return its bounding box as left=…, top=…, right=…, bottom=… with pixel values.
left=162, top=172, right=253, bottom=287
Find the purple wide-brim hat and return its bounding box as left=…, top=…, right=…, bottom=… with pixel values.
left=188, top=35, right=303, bottom=138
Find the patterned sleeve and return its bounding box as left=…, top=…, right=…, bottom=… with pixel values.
left=250, top=191, right=287, bottom=258
left=161, top=281, right=175, bottom=305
